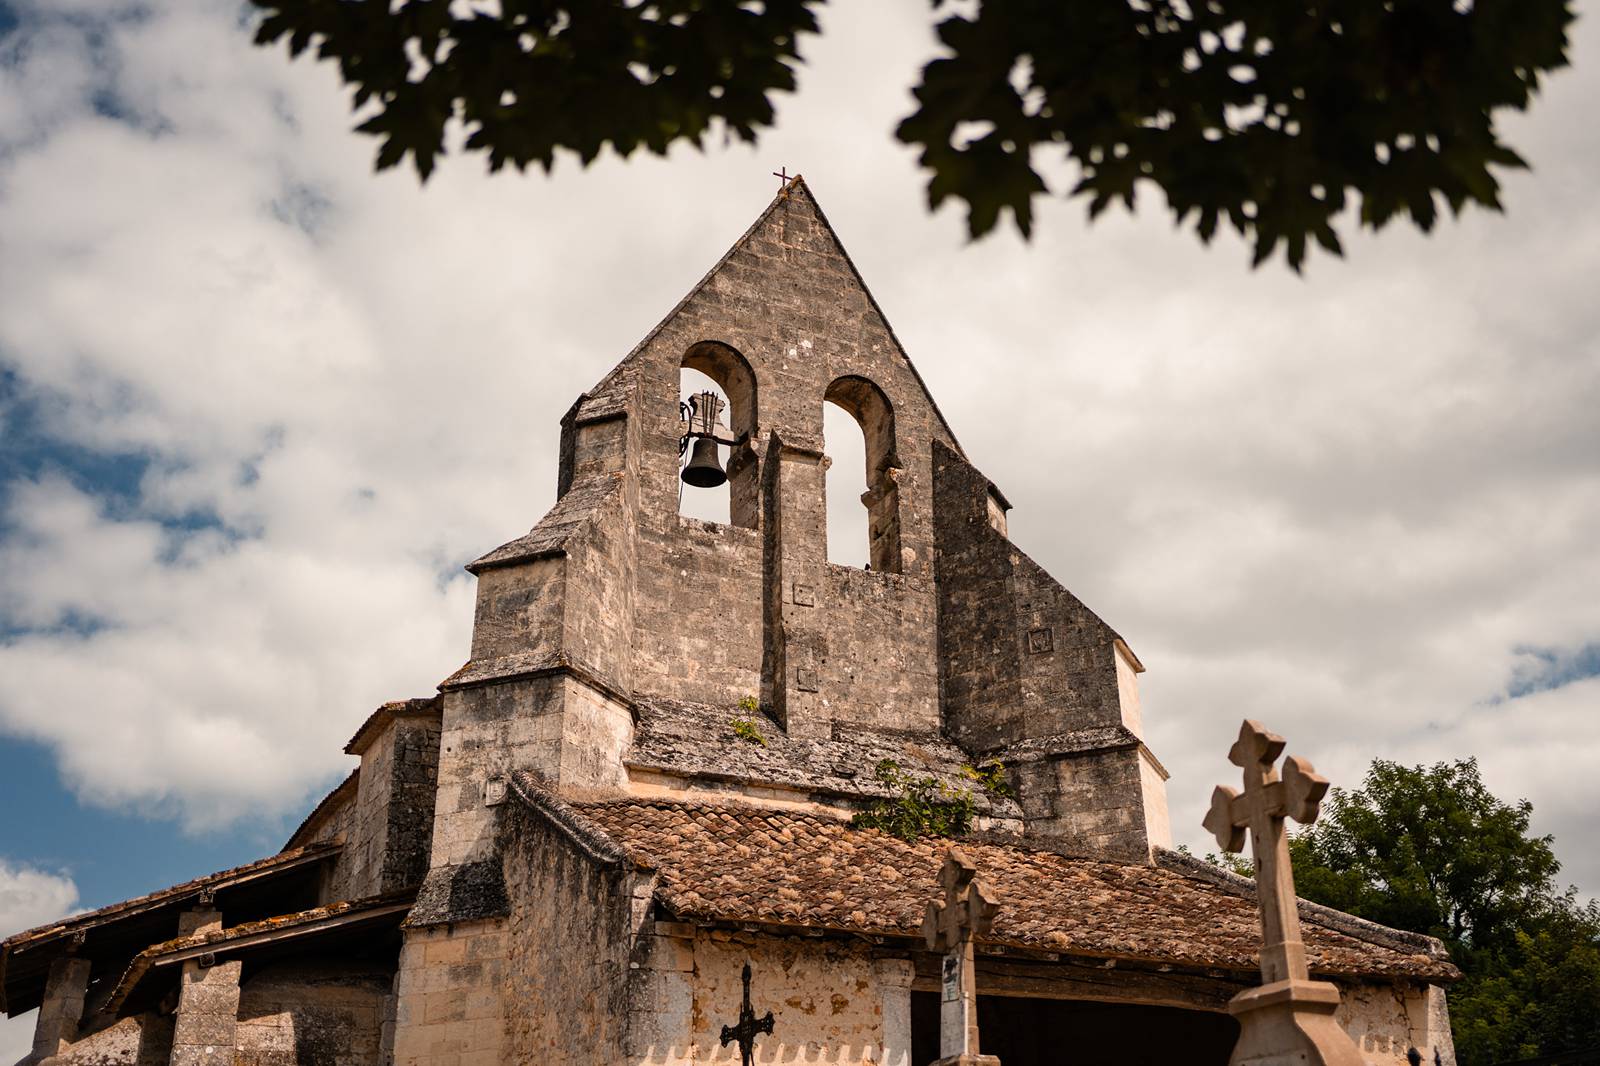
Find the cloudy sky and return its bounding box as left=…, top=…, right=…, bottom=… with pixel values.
left=1, top=0, right=1597, bottom=1053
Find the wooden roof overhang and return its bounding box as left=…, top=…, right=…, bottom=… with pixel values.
left=105, top=893, right=413, bottom=1016
left=0, top=843, right=340, bottom=1017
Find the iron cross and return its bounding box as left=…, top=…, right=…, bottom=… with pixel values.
left=1203, top=719, right=1331, bottom=985
left=772, top=166, right=791, bottom=187
left=720, top=961, right=774, bottom=1066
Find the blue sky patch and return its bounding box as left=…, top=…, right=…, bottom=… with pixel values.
left=1506, top=642, right=1600, bottom=700
left=0, top=736, right=312, bottom=913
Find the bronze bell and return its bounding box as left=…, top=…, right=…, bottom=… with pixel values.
left=681, top=437, right=727, bottom=488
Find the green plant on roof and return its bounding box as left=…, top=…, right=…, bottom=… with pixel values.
left=960, top=759, right=1013, bottom=799
left=851, top=759, right=978, bottom=842
left=730, top=696, right=767, bottom=746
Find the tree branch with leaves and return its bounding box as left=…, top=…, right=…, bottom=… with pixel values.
left=249, top=0, right=1573, bottom=270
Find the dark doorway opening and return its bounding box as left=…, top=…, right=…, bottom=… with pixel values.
left=911, top=991, right=1239, bottom=1066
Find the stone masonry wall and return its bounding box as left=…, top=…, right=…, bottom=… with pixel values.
left=1008, top=745, right=1159, bottom=859
left=299, top=780, right=360, bottom=904
left=632, top=513, right=764, bottom=715
left=44, top=1013, right=173, bottom=1066
left=345, top=704, right=441, bottom=899
left=499, top=794, right=651, bottom=1065
left=933, top=438, right=1167, bottom=859
left=933, top=440, right=1131, bottom=752
left=627, top=926, right=894, bottom=1065
left=169, top=957, right=242, bottom=1066
left=426, top=674, right=633, bottom=878
left=1335, top=981, right=1458, bottom=1066
left=816, top=565, right=938, bottom=732
left=1011, top=552, right=1128, bottom=740
left=602, top=184, right=956, bottom=738
left=235, top=961, right=391, bottom=1066
left=391, top=921, right=508, bottom=1066
left=469, top=559, right=564, bottom=663
left=561, top=491, right=636, bottom=695
left=931, top=439, right=1025, bottom=748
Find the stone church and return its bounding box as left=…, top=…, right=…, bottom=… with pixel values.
left=3, top=179, right=1459, bottom=1066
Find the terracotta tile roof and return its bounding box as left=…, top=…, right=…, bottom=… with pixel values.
left=563, top=795, right=1456, bottom=982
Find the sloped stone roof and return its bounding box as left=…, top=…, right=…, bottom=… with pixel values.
left=467, top=472, right=623, bottom=573
left=558, top=795, right=1456, bottom=982
left=625, top=696, right=1022, bottom=818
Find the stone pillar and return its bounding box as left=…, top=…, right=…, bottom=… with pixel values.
left=177, top=908, right=220, bottom=938
left=31, top=956, right=91, bottom=1059
left=1404, top=985, right=1457, bottom=1066
left=874, top=958, right=915, bottom=1066
left=169, top=909, right=240, bottom=1066
left=761, top=431, right=830, bottom=738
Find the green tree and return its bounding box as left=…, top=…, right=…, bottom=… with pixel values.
left=1288, top=758, right=1600, bottom=1064
left=247, top=1, right=1574, bottom=271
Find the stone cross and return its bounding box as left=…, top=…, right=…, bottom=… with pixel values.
left=1204, top=720, right=1364, bottom=1066
left=719, top=961, right=773, bottom=1066
left=921, top=848, right=1000, bottom=1066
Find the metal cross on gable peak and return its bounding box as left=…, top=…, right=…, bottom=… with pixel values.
left=720, top=961, right=774, bottom=1066
left=772, top=166, right=795, bottom=187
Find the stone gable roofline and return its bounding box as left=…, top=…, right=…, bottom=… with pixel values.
left=466, top=473, right=623, bottom=574
left=344, top=696, right=442, bottom=756
left=575, top=176, right=967, bottom=456
left=505, top=770, right=635, bottom=870
left=975, top=725, right=1165, bottom=780
left=436, top=650, right=632, bottom=711
left=283, top=768, right=360, bottom=852
left=1115, top=637, right=1145, bottom=673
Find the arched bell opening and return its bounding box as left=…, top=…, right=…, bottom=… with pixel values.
left=678, top=341, right=758, bottom=529
left=823, top=375, right=901, bottom=574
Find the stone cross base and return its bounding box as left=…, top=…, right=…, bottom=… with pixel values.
left=1227, top=979, right=1365, bottom=1066
left=931, top=1056, right=1001, bottom=1066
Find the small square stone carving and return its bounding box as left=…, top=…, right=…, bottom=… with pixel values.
left=484, top=777, right=508, bottom=806
left=792, top=582, right=816, bottom=607
left=1027, top=627, right=1054, bottom=655
left=796, top=667, right=819, bottom=692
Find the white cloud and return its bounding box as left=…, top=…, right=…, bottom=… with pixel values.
left=0, top=859, right=77, bottom=940
left=0, top=860, right=79, bottom=1066
left=0, top=0, right=1595, bottom=908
